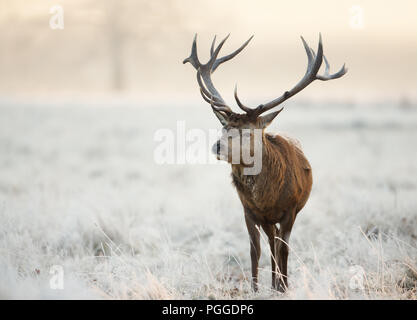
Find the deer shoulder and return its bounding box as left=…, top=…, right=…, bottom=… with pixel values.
left=266, top=133, right=311, bottom=171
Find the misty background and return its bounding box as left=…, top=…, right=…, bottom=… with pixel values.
left=1, top=0, right=417, bottom=299
left=1, top=0, right=417, bottom=105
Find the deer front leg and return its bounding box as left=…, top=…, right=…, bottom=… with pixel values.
left=261, top=223, right=279, bottom=289
left=276, top=213, right=296, bottom=292
left=244, top=210, right=261, bottom=292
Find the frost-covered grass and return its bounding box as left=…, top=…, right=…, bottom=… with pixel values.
left=0, top=100, right=416, bottom=299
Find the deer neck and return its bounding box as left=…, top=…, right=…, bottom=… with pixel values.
left=230, top=134, right=279, bottom=191
left=231, top=164, right=256, bottom=191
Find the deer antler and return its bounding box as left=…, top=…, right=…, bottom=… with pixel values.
left=235, top=34, right=347, bottom=117
left=183, top=34, right=253, bottom=115
left=184, top=34, right=347, bottom=123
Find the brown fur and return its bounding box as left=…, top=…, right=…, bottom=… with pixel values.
left=183, top=33, right=346, bottom=292
left=231, top=131, right=312, bottom=291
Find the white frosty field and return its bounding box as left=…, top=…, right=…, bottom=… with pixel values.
left=0, top=100, right=416, bottom=299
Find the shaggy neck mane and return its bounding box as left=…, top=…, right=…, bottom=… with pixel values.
left=231, top=133, right=287, bottom=193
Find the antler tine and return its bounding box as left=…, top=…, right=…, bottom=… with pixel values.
left=182, top=34, right=201, bottom=69
left=206, top=33, right=231, bottom=71
left=301, top=36, right=314, bottom=67
left=210, top=35, right=216, bottom=57
left=254, top=33, right=347, bottom=116
left=199, top=88, right=231, bottom=113
left=310, top=48, right=316, bottom=60
left=234, top=85, right=252, bottom=113
left=212, top=35, right=254, bottom=73
left=209, top=102, right=231, bottom=125
left=316, top=55, right=347, bottom=81
left=199, top=88, right=231, bottom=111
left=300, top=34, right=323, bottom=75
left=196, top=70, right=221, bottom=104
left=196, top=70, right=233, bottom=112
left=308, top=33, right=324, bottom=78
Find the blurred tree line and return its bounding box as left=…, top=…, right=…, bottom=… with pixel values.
left=0, top=0, right=188, bottom=93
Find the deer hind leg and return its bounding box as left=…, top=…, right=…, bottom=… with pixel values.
left=244, top=210, right=261, bottom=292
left=261, top=223, right=278, bottom=289
left=276, top=212, right=296, bottom=292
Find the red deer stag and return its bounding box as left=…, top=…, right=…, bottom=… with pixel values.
left=183, top=34, right=347, bottom=292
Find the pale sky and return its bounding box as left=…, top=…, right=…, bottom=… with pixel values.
left=0, top=0, right=416, bottom=103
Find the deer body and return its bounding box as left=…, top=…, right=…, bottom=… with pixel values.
left=232, top=134, right=312, bottom=225
left=183, top=33, right=346, bottom=292
left=231, top=133, right=312, bottom=291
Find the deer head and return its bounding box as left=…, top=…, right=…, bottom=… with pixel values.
left=183, top=34, right=347, bottom=164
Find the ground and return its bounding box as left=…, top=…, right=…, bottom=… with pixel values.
left=0, top=99, right=416, bottom=299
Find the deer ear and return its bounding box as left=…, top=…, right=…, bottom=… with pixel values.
left=258, top=107, right=284, bottom=128
left=213, top=110, right=229, bottom=126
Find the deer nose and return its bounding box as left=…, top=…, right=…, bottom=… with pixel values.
left=212, top=141, right=221, bottom=155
